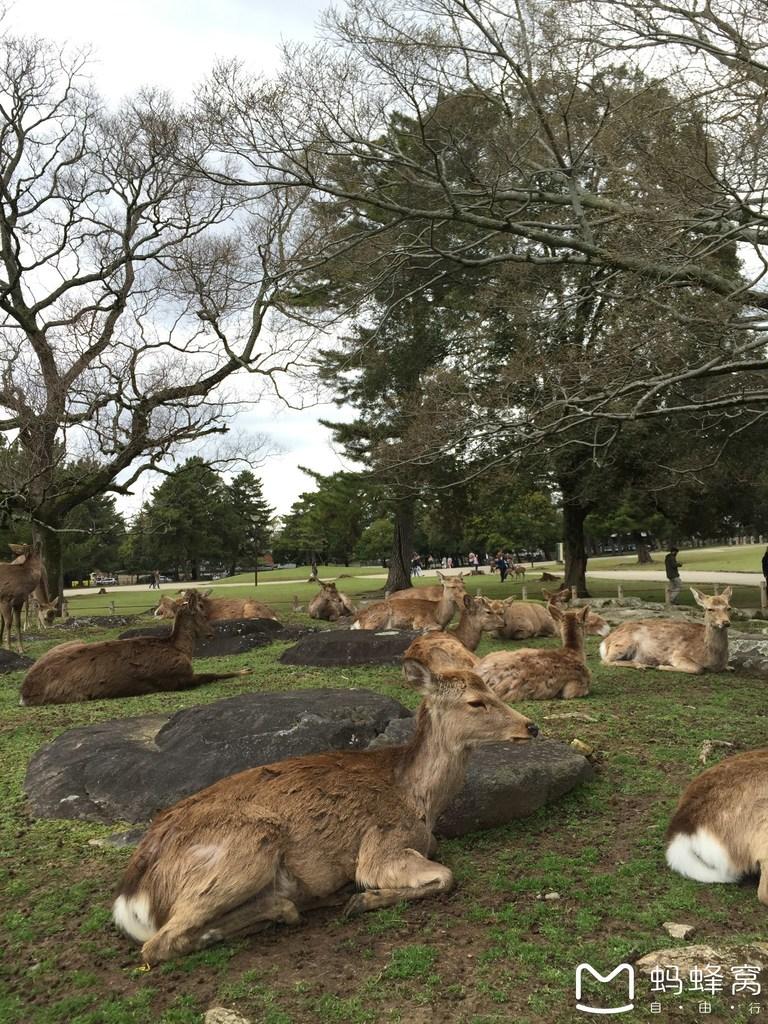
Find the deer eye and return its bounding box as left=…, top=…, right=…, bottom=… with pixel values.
left=467, top=699, right=487, bottom=709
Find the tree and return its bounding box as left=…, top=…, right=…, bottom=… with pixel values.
left=226, top=472, right=274, bottom=575
left=272, top=470, right=373, bottom=565
left=207, top=0, right=768, bottom=431
left=0, top=33, right=329, bottom=598
left=137, top=458, right=239, bottom=579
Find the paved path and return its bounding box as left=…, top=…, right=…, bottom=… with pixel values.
left=586, top=569, right=765, bottom=587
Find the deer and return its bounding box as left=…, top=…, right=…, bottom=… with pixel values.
left=387, top=571, right=466, bottom=604
left=351, top=575, right=466, bottom=632
left=403, top=595, right=506, bottom=673
left=27, top=595, right=58, bottom=630
left=0, top=542, right=48, bottom=653
left=510, top=563, right=527, bottom=579
left=665, top=748, right=768, bottom=904
left=20, top=591, right=250, bottom=705
left=154, top=588, right=278, bottom=623
left=496, top=591, right=609, bottom=641
left=478, top=604, right=593, bottom=701
left=112, top=659, right=539, bottom=965
left=599, top=587, right=731, bottom=674
left=308, top=580, right=356, bottom=621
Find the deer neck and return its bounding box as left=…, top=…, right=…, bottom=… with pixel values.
left=704, top=615, right=729, bottom=669
left=561, top=617, right=586, bottom=661
left=450, top=610, right=482, bottom=651
left=434, top=590, right=458, bottom=627
left=396, top=704, right=471, bottom=830
left=170, top=611, right=198, bottom=657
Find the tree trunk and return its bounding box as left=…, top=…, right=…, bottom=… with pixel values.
left=32, top=520, right=62, bottom=608
left=386, top=500, right=413, bottom=593
left=562, top=502, right=590, bottom=597
left=636, top=542, right=654, bottom=564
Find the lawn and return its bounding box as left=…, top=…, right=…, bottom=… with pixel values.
left=2, top=602, right=767, bottom=1024
left=586, top=544, right=766, bottom=575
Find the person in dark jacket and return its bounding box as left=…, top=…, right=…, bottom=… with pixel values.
left=665, top=547, right=683, bottom=604
left=496, top=554, right=509, bottom=583
left=762, top=546, right=768, bottom=587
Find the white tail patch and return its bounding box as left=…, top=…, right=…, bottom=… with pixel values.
left=350, top=621, right=361, bottom=630
left=113, top=893, right=157, bottom=943
left=599, top=638, right=608, bottom=660
left=665, top=829, right=740, bottom=884
left=597, top=623, right=611, bottom=637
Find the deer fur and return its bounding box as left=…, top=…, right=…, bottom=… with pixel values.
left=154, top=588, right=278, bottom=623
left=496, top=593, right=608, bottom=640
left=665, top=748, right=768, bottom=903
left=510, top=563, right=527, bottom=579
left=599, top=587, right=732, bottom=674
left=308, top=580, right=356, bottom=621
left=387, top=571, right=466, bottom=604
left=402, top=595, right=505, bottom=673
left=27, top=595, right=58, bottom=630
left=478, top=605, right=592, bottom=701
left=351, top=575, right=466, bottom=631
left=113, top=660, right=539, bottom=964
left=0, top=543, right=47, bottom=653
left=20, top=592, right=248, bottom=705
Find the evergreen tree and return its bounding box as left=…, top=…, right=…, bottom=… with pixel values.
left=226, top=472, right=274, bottom=575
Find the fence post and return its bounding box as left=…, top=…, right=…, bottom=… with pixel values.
left=713, top=583, right=720, bottom=595
left=665, top=583, right=671, bottom=608
left=761, top=580, right=767, bottom=611
left=521, top=584, right=528, bottom=601
left=617, top=584, right=623, bottom=604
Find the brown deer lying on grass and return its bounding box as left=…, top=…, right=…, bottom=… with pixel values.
left=665, top=748, right=768, bottom=903
left=155, top=588, right=278, bottom=623
left=308, top=580, right=356, bottom=621
left=496, top=593, right=609, bottom=640
left=403, top=595, right=506, bottom=673
left=113, top=659, right=539, bottom=964
left=0, top=543, right=47, bottom=653
left=479, top=605, right=593, bottom=701
left=599, top=587, right=731, bottom=674
left=388, top=571, right=466, bottom=604
left=351, top=575, right=466, bottom=631
left=20, top=592, right=249, bottom=705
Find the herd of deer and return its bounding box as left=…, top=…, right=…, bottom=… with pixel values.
left=4, top=543, right=763, bottom=965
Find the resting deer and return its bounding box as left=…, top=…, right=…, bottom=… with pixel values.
left=308, top=580, right=356, bottom=621
left=666, top=748, right=768, bottom=904
left=403, top=595, right=506, bottom=673
left=155, top=588, right=278, bottom=623
left=497, top=593, right=608, bottom=641
left=479, top=604, right=592, bottom=701
left=387, top=571, right=466, bottom=604
left=351, top=575, right=465, bottom=631
left=0, top=543, right=47, bottom=653
left=599, top=587, right=731, bottom=674
left=20, top=592, right=249, bottom=705
left=113, top=659, right=539, bottom=964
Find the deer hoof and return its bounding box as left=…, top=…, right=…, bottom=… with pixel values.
left=343, top=891, right=375, bottom=917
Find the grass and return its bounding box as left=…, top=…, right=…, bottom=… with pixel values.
left=2, top=593, right=768, bottom=1023
left=586, top=543, right=766, bottom=575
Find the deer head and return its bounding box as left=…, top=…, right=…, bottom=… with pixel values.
left=691, top=587, right=732, bottom=630
left=402, top=659, right=539, bottom=745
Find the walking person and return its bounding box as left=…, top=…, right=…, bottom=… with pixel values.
left=496, top=552, right=509, bottom=583
left=762, top=545, right=768, bottom=591
left=665, top=547, right=683, bottom=604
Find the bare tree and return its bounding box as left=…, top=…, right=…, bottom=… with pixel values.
left=0, top=34, right=325, bottom=596
left=199, top=0, right=768, bottom=429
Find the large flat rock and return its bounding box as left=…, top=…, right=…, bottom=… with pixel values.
left=280, top=628, right=420, bottom=666
left=25, top=689, right=593, bottom=836
left=369, top=718, right=593, bottom=837
left=117, top=617, right=310, bottom=658
left=24, top=688, right=410, bottom=824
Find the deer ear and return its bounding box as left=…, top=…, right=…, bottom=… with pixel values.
left=580, top=605, right=591, bottom=621
left=541, top=587, right=551, bottom=599
left=548, top=602, right=563, bottom=621
left=402, top=659, right=436, bottom=694
left=436, top=570, right=445, bottom=581
left=463, top=593, right=472, bottom=609
left=721, top=586, right=733, bottom=602
left=690, top=587, right=707, bottom=607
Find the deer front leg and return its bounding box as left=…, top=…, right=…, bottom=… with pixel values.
left=349, top=830, right=454, bottom=917
left=658, top=658, right=704, bottom=674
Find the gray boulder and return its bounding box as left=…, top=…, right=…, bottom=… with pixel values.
left=117, top=617, right=310, bottom=658
left=280, top=628, right=420, bottom=666
left=369, top=718, right=593, bottom=837
left=24, top=688, right=410, bottom=824
left=729, top=635, right=768, bottom=676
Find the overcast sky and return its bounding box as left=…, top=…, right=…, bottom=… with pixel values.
left=7, top=0, right=354, bottom=517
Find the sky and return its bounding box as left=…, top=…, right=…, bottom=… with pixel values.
left=6, top=0, right=353, bottom=518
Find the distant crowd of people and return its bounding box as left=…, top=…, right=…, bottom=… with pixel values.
left=409, top=550, right=525, bottom=580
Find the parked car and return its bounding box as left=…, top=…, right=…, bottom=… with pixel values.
left=93, top=576, right=117, bottom=586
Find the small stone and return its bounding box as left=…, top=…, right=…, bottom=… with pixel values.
left=570, top=738, right=595, bottom=757
left=204, top=1009, right=252, bottom=1024
left=663, top=922, right=696, bottom=940
left=544, top=891, right=562, bottom=901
